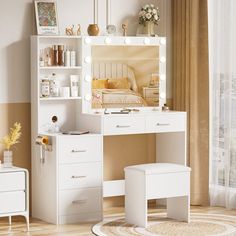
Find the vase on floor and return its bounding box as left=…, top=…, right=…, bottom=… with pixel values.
left=143, top=21, right=155, bottom=36
left=3, top=150, right=13, bottom=167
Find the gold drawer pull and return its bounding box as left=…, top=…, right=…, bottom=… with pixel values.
left=153, top=92, right=159, bottom=95
left=71, top=149, right=87, bottom=153
left=71, top=175, right=86, bottom=179
left=72, top=199, right=87, bottom=204
left=156, top=123, right=170, bottom=126
left=116, top=125, right=131, bottom=128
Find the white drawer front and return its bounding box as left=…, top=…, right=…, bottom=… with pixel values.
left=0, top=191, right=25, bottom=214
left=59, top=163, right=102, bottom=190
left=58, top=136, right=102, bottom=164
left=146, top=113, right=186, bottom=133
left=103, top=116, right=145, bottom=135
left=144, top=89, right=159, bottom=98
left=0, top=172, right=25, bottom=192
left=59, top=188, right=102, bottom=215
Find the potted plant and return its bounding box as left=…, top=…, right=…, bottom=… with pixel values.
left=138, top=4, right=160, bottom=36
left=0, top=122, right=22, bottom=167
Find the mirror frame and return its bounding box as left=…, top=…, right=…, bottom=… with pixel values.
left=81, top=36, right=166, bottom=113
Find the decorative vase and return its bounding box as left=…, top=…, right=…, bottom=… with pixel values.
left=143, top=21, right=155, bottom=36
left=87, top=24, right=99, bottom=36
left=3, top=150, right=13, bottom=167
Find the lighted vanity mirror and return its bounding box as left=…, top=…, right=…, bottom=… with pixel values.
left=82, top=36, right=166, bottom=112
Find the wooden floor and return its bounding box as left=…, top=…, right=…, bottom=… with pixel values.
left=0, top=206, right=236, bottom=236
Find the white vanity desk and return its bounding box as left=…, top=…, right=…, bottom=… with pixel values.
left=78, top=110, right=187, bottom=198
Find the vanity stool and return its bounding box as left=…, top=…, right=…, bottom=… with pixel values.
left=125, top=163, right=191, bottom=228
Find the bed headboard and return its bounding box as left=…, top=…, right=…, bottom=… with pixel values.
left=92, top=62, right=138, bottom=92
left=92, top=62, right=134, bottom=79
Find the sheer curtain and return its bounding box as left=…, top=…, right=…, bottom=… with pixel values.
left=209, top=0, right=236, bottom=208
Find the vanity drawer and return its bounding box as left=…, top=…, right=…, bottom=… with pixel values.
left=146, top=113, right=186, bottom=133
left=59, top=162, right=102, bottom=190
left=0, top=172, right=25, bottom=192
left=103, top=116, right=145, bottom=135
left=59, top=188, right=102, bottom=215
left=0, top=191, right=25, bottom=214
left=58, top=136, right=102, bottom=164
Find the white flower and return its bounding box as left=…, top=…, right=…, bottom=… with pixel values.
left=146, top=13, right=152, bottom=19
left=148, top=8, right=152, bottom=13
left=144, top=4, right=149, bottom=9
left=154, top=14, right=158, bottom=20
left=139, top=10, right=145, bottom=16
left=153, top=9, right=157, bottom=14
left=150, top=4, right=154, bottom=8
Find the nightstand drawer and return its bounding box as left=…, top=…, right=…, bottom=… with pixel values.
left=59, top=163, right=102, bottom=190
left=146, top=113, right=186, bottom=133
left=59, top=188, right=102, bottom=215
left=0, top=191, right=25, bottom=214
left=0, top=172, right=25, bottom=192
left=58, top=136, right=102, bottom=164
left=144, top=88, right=159, bottom=98
left=145, top=98, right=159, bottom=106
left=103, top=116, right=145, bottom=135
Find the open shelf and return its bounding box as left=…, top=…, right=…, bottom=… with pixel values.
left=39, top=96, right=82, bottom=101
left=39, top=66, right=82, bottom=70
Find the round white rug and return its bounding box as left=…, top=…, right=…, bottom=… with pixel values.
left=92, top=212, right=236, bottom=236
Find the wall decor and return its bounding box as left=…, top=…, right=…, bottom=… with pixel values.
left=34, top=0, right=59, bottom=35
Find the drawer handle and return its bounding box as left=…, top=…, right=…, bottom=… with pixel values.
left=71, top=175, right=86, bottom=179
left=71, top=150, right=87, bottom=153
left=153, top=92, right=159, bottom=95
left=156, top=123, right=170, bottom=126
left=72, top=199, right=87, bottom=204
left=116, top=125, right=131, bottom=128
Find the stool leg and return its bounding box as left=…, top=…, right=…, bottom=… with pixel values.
left=9, top=216, right=12, bottom=226
left=167, top=196, right=190, bottom=222
left=125, top=171, right=147, bottom=227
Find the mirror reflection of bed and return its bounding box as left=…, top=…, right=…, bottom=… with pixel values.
left=91, top=45, right=160, bottom=109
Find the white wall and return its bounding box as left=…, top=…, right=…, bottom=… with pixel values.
left=0, top=0, right=171, bottom=104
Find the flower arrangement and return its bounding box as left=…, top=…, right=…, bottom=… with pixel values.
left=138, top=4, right=160, bottom=25
left=0, top=122, right=22, bottom=150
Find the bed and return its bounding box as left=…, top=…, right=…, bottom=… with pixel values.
left=92, top=62, right=147, bottom=108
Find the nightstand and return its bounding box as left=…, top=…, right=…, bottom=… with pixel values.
left=0, top=167, right=29, bottom=231
left=142, top=87, right=159, bottom=106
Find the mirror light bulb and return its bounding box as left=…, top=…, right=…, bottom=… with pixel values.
left=84, top=56, right=91, bottom=63
left=144, top=37, right=150, bottom=45
left=105, top=37, right=111, bottom=44
left=84, top=37, right=91, bottom=44
left=160, top=57, right=166, bottom=63
left=84, top=75, right=92, bottom=82
left=124, top=38, right=131, bottom=44
left=160, top=74, right=166, bottom=81
left=160, top=38, right=166, bottom=45
left=84, top=94, right=92, bottom=101
left=160, top=92, right=166, bottom=99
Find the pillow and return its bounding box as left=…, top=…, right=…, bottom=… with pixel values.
left=92, top=79, right=108, bottom=89
left=108, top=77, right=130, bottom=89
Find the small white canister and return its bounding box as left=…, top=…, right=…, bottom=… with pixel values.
left=60, top=87, right=70, bottom=97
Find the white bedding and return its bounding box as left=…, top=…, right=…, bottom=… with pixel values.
left=92, top=89, right=147, bottom=108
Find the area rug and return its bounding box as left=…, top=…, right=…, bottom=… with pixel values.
left=92, top=212, right=236, bottom=236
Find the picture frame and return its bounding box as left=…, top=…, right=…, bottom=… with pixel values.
left=34, top=0, right=59, bottom=35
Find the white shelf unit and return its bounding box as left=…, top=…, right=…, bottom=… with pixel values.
left=31, top=36, right=103, bottom=224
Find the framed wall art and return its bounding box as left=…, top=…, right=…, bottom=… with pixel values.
left=34, top=0, right=59, bottom=35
